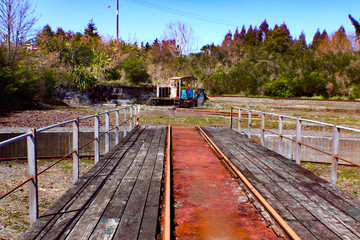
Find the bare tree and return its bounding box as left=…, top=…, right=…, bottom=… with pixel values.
left=165, top=21, right=194, bottom=56
left=0, top=0, right=37, bottom=59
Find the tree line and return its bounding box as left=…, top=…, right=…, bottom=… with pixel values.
left=1, top=0, right=360, bottom=111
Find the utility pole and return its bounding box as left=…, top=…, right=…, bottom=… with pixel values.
left=116, top=0, right=119, bottom=40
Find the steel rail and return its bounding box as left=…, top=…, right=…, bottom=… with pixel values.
left=0, top=132, right=31, bottom=147
left=196, top=126, right=301, bottom=240
left=163, top=125, right=171, bottom=240
left=37, top=120, right=76, bottom=133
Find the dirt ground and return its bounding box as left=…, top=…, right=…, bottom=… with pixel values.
left=0, top=97, right=359, bottom=239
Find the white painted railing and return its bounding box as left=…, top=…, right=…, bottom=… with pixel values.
left=0, top=105, right=140, bottom=225
left=230, top=106, right=360, bottom=186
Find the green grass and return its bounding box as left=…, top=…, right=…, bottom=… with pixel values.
left=140, top=115, right=229, bottom=127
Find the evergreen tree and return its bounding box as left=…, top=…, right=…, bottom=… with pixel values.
left=319, top=30, right=329, bottom=42
left=310, top=29, right=321, bottom=50
left=263, top=23, right=292, bottom=53
left=293, top=32, right=307, bottom=50
left=221, top=31, right=232, bottom=48
left=349, top=14, right=360, bottom=37
left=259, top=19, right=269, bottom=42
left=84, top=20, right=99, bottom=38
left=245, top=25, right=256, bottom=46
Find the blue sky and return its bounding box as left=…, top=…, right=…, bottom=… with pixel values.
left=34, top=0, right=360, bottom=52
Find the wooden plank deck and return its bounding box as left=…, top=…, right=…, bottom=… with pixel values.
left=202, top=127, right=360, bottom=240
left=22, top=126, right=166, bottom=240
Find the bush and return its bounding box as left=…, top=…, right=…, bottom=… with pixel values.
left=120, top=58, right=149, bottom=85
left=265, top=76, right=294, bottom=98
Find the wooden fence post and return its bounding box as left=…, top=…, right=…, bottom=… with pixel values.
left=331, top=125, right=340, bottom=185
left=94, top=114, right=100, bottom=163
left=27, top=129, right=38, bottom=225
left=73, top=119, right=79, bottom=184
left=296, top=118, right=302, bottom=165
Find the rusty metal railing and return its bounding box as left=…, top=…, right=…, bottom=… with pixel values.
left=230, top=106, right=360, bottom=186
left=0, top=105, right=140, bottom=225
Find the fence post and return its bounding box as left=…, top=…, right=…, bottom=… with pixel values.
left=133, top=105, right=137, bottom=127
left=115, top=110, right=119, bottom=145
left=230, top=106, right=233, bottom=129
left=137, top=105, right=140, bottom=126
left=331, top=125, right=340, bottom=185
left=296, top=117, right=302, bottom=165
left=94, top=114, right=100, bottom=163
left=278, top=115, right=283, bottom=155
left=27, top=129, right=38, bottom=225
left=238, top=108, right=241, bottom=133
left=247, top=110, right=252, bottom=139
left=105, top=111, right=110, bottom=153
left=73, top=118, right=79, bottom=184
left=123, top=108, right=127, bottom=138
left=261, top=112, right=265, bottom=146
left=130, top=106, right=133, bottom=131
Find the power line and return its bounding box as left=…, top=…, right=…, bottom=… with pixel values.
left=125, top=0, right=238, bottom=27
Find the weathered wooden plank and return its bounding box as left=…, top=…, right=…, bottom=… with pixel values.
left=46, top=129, right=152, bottom=240
left=310, top=183, right=360, bottom=221
left=300, top=220, right=341, bottom=240
left=202, top=127, right=360, bottom=239
left=138, top=126, right=166, bottom=240
left=294, top=182, right=360, bottom=238
left=278, top=181, right=359, bottom=239
left=112, top=127, right=162, bottom=239
left=87, top=127, right=162, bottom=239
left=64, top=128, right=154, bottom=239
left=22, top=127, right=147, bottom=239
left=212, top=127, right=321, bottom=184
left=285, top=221, right=319, bottom=240
left=69, top=127, right=155, bottom=239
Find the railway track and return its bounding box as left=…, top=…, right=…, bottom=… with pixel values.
left=161, top=126, right=300, bottom=239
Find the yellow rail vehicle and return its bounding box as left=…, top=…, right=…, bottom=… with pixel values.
left=153, top=77, right=199, bottom=107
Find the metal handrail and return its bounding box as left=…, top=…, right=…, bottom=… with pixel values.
left=230, top=106, right=360, bottom=186
left=0, top=105, right=140, bottom=225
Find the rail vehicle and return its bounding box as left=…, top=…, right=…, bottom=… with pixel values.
left=152, top=76, right=199, bottom=107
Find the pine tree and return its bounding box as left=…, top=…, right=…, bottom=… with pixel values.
left=245, top=25, right=256, bottom=46
left=349, top=14, right=360, bottom=37
left=222, top=31, right=232, bottom=48
left=84, top=20, right=99, bottom=38
left=259, top=19, right=269, bottom=42
left=310, top=29, right=321, bottom=50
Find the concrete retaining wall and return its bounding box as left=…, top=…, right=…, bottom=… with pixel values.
left=0, top=132, right=120, bottom=159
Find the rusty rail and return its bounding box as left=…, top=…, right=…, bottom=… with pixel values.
left=162, top=125, right=172, bottom=240
left=196, top=126, right=301, bottom=240
left=230, top=106, right=360, bottom=186
left=0, top=105, right=140, bottom=225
